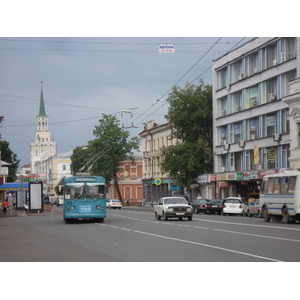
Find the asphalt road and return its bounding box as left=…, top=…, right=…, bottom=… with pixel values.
left=1, top=207, right=300, bottom=262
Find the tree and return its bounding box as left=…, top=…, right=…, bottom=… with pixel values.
left=71, top=114, right=140, bottom=202
left=161, top=80, right=213, bottom=188
left=0, top=137, right=20, bottom=182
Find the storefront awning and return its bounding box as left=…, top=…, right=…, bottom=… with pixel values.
left=0, top=182, right=29, bottom=191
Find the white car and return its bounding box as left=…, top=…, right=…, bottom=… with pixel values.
left=154, top=196, right=193, bottom=221
left=106, top=199, right=122, bottom=209
left=223, top=197, right=248, bottom=216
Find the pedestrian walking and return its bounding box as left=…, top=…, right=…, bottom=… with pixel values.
left=2, top=197, right=9, bottom=215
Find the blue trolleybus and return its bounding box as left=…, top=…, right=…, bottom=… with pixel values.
left=63, top=175, right=107, bottom=223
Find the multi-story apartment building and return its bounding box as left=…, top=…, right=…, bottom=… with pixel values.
left=213, top=37, right=299, bottom=200
left=34, top=151, right=72, bottom=195
left=139, top=120, right=179, bottom=202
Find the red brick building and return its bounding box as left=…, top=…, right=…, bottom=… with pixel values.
left=107, top=153, right=143, bottom=205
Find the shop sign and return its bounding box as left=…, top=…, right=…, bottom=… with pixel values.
left=226, top=173, right=236, bottom=180
left=217, top=173, right=226, bottom=181
left=209, top=174, right=217, bottom=182
left=197, top=174, right=209, bottom=183
left=236, top=173, right=244, bottom=180
left=243, top=172, right=250, bottom=180
left=219, top=181, right=228, bottom=187
left=250, top=171, right=258, bottom=179
left=158, top=44, right=175, bottom=53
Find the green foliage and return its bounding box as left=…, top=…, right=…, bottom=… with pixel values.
left=165, top=80, right=213, bottom=147
left=0, top=137, right=20, bottom=182
left=71, top=114, right=140, bottom=183
left=161, top=80, right=213, bottom=187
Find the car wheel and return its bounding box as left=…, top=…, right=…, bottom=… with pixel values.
left=188, top=216, right=192, bottom=221
left=247, top=210, right=252, bottom=217
left=163, top=212, right=168, bottom=221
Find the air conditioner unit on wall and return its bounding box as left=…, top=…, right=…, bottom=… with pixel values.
left=268, top=93, right=276, bottom=102
left=239, top=140, right=245, bottom=148
left=273, top=133, right=281, bottom=141
left=221, top=110, right=227, bottom=116
left=221, top=167, right=225, bottom=172
left=224, top=143, right=230, bottom=151
left=273, top=59, right=277, bottom=66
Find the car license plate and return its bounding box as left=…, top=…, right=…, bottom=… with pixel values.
left=176, top=213, right=185, bottom=215
left=212, top=205, right=217, bottom=207
left=230, top=205, right=235, bottom=209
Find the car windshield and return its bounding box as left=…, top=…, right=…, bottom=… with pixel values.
left=225, top=199, right=241, bottom=204
left=164, top=198, right=187, bottom=205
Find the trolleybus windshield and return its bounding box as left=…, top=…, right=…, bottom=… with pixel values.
left=86, top=183, right=105, bottom=199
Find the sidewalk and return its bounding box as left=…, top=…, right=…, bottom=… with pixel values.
left=0, top=205, right=153, bottom=218
left=0, top=207, right=60, bottom=217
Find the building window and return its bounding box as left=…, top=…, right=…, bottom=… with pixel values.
left=231, top=60, right=242, bottom=83
left=246, top=52, right=258, bottom=76
left=218, top=67, right=227, bottom=89
left=219, top=96, right=227, bottom=117
left=221, top=154, right=227, bottom=172
left=263, top=147, right=277, bottom=170
left=282, top=145, right=290, bottom=168
left=262, top=43, right=277, bottom=69
left=231, top=91, right=242, bottom=113
left=264, top=113, right=277, bottom=137
left=231, top=122, right=242, bottom=143
left=282, top=109, right=290, bottom=134
left=247, top=118, right=259, bottom=140
left=281, top=70, right=296, bottom=97
left=219, top=126, right=227, bottom=145
left=63, top=165, right=66, bottom=171
left=261, top=77, right=277, bottom=104
left=280, top=37, right=296, bottom=62
left=245, top=85, right=258, bottom=108
left=245, top=150, right=255, bottom=171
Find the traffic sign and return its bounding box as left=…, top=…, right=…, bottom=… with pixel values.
left=154, top=178, right=162, bottom=185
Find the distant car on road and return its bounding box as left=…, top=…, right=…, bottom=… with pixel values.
left=106, top=199, right=122, bottom=209
left=247, top=199, right=262, bottom=217
left=206, top=199, right=224, bottom=215
left=192, top=199, right=209, bottom=214
left=223, top=197, right=248, bottom=216
left=154, top=196, right=193, bottom=221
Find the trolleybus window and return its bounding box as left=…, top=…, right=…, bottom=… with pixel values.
left=65, top=183, right=84, bottom=199
left=86, top=183, right=105, bottom=199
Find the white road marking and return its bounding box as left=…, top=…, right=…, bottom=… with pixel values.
left=133, top=229, right=283, bottom=262
left=214, top=229, right=300, bottom=243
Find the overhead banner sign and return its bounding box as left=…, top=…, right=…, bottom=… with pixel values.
left=158, top=44, right=175, bottom=53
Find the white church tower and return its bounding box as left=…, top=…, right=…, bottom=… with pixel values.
left=30, top=82, right=56, bottom=174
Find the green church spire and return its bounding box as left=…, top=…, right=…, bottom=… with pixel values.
left=39, top=81, right=46, bottom=116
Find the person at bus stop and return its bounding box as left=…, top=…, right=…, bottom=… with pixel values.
left=24, top=202, right=29, bottom=215
left=2, top=197, right=9, bottom=215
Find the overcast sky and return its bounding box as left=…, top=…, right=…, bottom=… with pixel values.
left=1, top=36, right=255, bottom=167
left=1, top=1, right=296, bottom=169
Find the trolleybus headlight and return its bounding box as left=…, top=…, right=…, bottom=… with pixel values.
left=96, top=205, right=101, bottom=210
left=70, top=206, right=75, bottom=210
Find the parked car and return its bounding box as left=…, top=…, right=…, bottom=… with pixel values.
left=154, top=197, right=193, bottom=221
left=106, top=199, right=122, bottom=209
left=192, top=199, right=209, bottom=214
left=247, top=199, right=262, bottom=217
left=223, top=197, right=248, bottom=216
left=206, top=199, right=224, bottom=215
